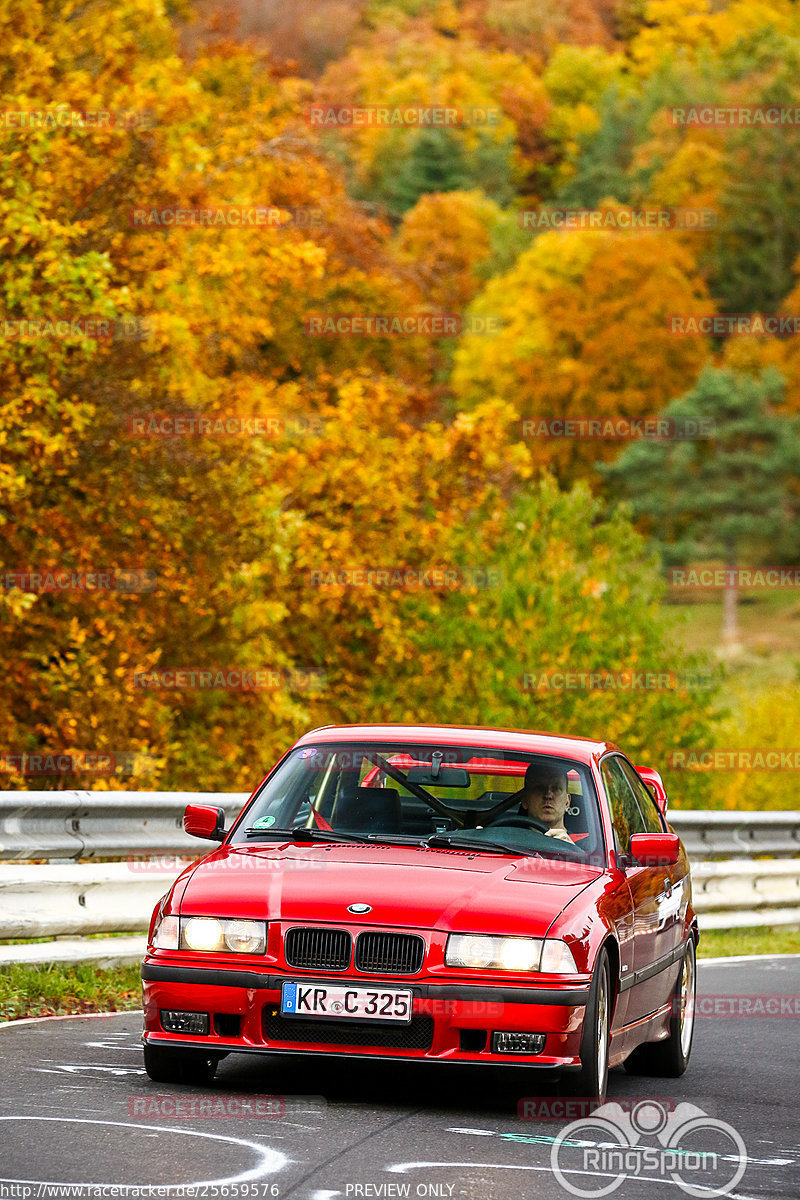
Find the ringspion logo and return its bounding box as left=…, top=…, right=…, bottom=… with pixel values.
left=551, top=1100, right=747, bottom=1197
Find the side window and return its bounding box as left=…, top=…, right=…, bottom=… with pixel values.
left=618, top=759, right=664, bottom=835
left=601, top=757, right=647, bottom=853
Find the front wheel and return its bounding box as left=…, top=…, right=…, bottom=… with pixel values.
left=624, top=938, right=696, bottom=1077
left=143, top=1043, right=218, bottom=1085
left=561, top=947, right=611, bottom=1102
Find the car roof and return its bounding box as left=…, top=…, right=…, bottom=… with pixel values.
left=294, top=723, right=619, bottom=766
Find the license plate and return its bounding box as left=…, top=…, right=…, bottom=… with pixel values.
left=281, top=981, right=413, bottom=1023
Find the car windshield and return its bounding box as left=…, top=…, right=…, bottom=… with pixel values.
left=231, top=742, right=604, bottom=861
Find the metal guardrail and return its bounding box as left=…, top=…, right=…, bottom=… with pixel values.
left=1, top=791, right=798, bottom=862
left=0, top=791, right=248, bottom=860
left=0, top=795, right=797, bottom=959
left=668, top=811, right=800, bottom=859
left=1, top=857, right=797, bottom=944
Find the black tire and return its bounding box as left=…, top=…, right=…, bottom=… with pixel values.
left=561, top=947, right=611, bottom=1102
left=623, top=938, right=696, bottom=1078
left=143, top=1043, right=218, bottom=1085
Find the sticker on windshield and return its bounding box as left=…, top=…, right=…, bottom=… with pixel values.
left=251, top=814, right=276, bottom=828
left=298, top=748, right=317, bottom=759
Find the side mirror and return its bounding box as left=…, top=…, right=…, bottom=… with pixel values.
left=635, top=765, right=668, bottom=816
left=184, top=803, right=225, bottom=841
left=630, top=832, right=680, bottom=867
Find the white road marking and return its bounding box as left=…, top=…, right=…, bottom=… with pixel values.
left=444, top=1126, right=791, bottom=1166
left=31, top=1064, right=145, bottom=1076
left=0, top=1010, right=142, bottom=1031
left=699, top=954, right=800, bottom=965
left=0, top=1116, right=287, bottom=1189
left=386, top=1161, right=762, bottom=1197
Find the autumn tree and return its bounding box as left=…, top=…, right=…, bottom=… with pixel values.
left=451, top=220, right=714, bottom=480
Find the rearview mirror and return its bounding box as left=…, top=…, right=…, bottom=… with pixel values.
left=635, top=765, right=668, bottom=816
left=406, top=766, right=470, bottom=788
left=184, top=803, right=225, bottom=841
left=630, top=832, right=680, bottom=867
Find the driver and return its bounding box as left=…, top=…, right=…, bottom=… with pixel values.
left=516, top=761, right=573, bottom=844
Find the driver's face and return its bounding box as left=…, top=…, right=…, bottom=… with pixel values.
left=524, top=774, right=569, bottom=828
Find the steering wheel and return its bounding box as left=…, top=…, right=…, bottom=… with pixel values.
left=488, top=814, right=549, bottom=835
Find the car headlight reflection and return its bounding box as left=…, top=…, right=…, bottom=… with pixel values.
left=445, top=934, right=577, bottom=973
left=180, top=916, right=266, bottom=955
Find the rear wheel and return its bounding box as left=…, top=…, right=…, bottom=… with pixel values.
left=561, top=947, right=611, bottom=1102
left=623, top=938, right=696, bottom=1077
left=143, top=1043, right=218, bottom=1085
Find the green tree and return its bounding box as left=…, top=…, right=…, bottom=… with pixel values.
left=602, top=367, right=800, bottom=644
left=369, top=476, right=718, bottom=806
left=708, top=75, right=800, bottom=314
left=367, top=128, right=516, bottom=215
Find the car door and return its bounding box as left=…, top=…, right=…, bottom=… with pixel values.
left=600, top=755, right=665, bottom=1024
left=618, top=756, right=687, bottom=990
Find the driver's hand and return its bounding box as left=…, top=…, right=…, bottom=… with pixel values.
left=545, top=828, right=573, bottom=844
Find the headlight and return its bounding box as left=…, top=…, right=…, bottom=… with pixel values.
left=181, top=916, right=266, bottom=955
left=445, top=934, right=577, bottom=973
left=446, top=934, right=542, bottom=971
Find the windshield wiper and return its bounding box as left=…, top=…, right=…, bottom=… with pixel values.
left=244, top=827, right=295, bottom=838
left=426, top=833, right=532, bottom=857
left=364, top=833, right=426, bottom=846
left=289, top=826, right=369, bottom=844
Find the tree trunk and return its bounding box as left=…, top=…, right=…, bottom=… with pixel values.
left=722, top=552, right=738, bottom=645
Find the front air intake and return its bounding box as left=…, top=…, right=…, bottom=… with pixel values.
left=354, top=931, right=425, bottom=975
left=284, top=926, right=351, bottom=971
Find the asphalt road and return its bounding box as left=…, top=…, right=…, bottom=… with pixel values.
left=1, top=958, right=798, bottom=1200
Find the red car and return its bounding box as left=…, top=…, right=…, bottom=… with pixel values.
left=141, top=724, right=697, bottom=1100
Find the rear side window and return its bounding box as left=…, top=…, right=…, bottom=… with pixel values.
left=617, top=758, right=664, bottom=835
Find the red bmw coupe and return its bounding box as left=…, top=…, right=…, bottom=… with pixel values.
left=141, top=724, right=697, bottom=1099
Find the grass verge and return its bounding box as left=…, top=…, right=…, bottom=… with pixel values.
left=0, top=961, right=142, bottom=1023
left=698, top=925, right=800, bottom=958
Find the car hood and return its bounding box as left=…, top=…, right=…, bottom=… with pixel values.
left=178, top=842, right=602, bottom=937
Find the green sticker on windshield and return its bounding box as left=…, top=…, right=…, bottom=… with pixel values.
left=252, top=814, right=276, bottom=828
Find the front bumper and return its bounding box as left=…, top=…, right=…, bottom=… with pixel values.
left=141, top=958, right=590, bottom=1068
